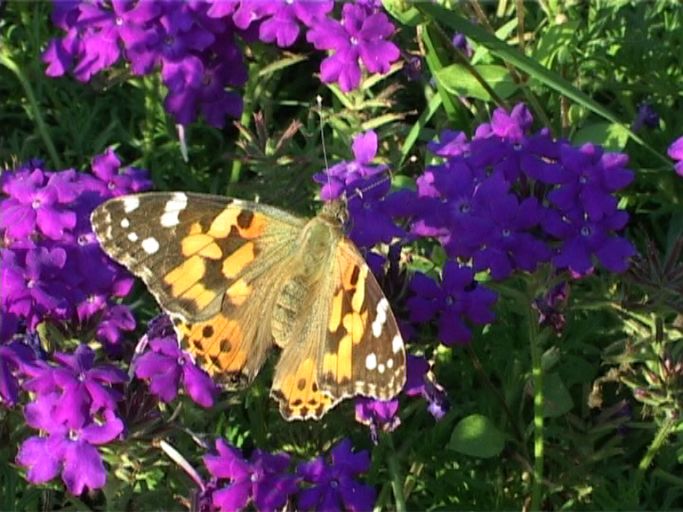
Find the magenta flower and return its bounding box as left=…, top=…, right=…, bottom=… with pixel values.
left=22, top=345, right=127, bottom=429
left=355, top=397, right=400, bottom=441
left=668, top=135, right=683, bottom=177
left=134, top=318, right=217, bottom=408
left=297, top=438, right=376, bottom=512
left=307, top=3, right=399, bottom=91
left=203, top=439, right=298, bottom=511
left=258, top=0, right=333, bottom=47
left=16, top=392, right=124, bottom=495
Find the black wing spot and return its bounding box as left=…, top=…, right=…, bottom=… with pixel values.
left=202, top=325, right=214, bottom=338
left=220, top=338, right=232, bottom=352
left=237, top=210, right=254, bottom=229
left=297, top=378, right=306, bottom=391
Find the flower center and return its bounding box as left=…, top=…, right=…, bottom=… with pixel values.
left=513, top=143, right=523, bottom=151
left=27, top=279, right=35, bottom=289
left=580, top=226, right=592, bottom=237
left=350, top=36, right=359, bottom=46
left=579, top=176, right=588, bottom=184
left=115, top=16, right=123, bottom=26
left=445, top=295, right=454, bottom=306
left=501, top=228, right=511, bottom=237
left=108, top=181, right=116, bottom=190
left=31, top=199, right=41, bottom=209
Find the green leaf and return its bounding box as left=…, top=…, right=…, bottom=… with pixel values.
left=572, top=122, right=631, bottom=151
left=448, top=414, right=505, bottom=458
left=435, top=64, right=518, bottom=101
left=399, top=93, right=441, bottom=165
left=543, top=372, right=574, bottom=418
left=415, top=3, right=669, bottom=166
left=382, top=0, right=422, bottom=26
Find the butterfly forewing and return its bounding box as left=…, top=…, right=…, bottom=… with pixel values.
left=91, top=192, right=305, bottom=381
left=318, top=240, right=406, bottom=401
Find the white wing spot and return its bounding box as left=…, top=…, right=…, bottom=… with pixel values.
left=392, top=334, right=402, bottom=354
left=141, top=237, right=160, bottom=254
left=122, top=196, right=140, bottom=213
left=371, top=298, right=389, bottom=338
left=386, top=358, right=394, bottom=369
left=378, top=363, right=385, bottom=374
left=120, top=218, right=130, bottom=228
left=160, top=192, right=188, bottom=227
left=127, top=232, right=138, bottom=242
left=365, top=353, right=378, bottom=371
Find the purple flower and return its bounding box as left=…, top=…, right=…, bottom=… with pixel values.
left=355, top=397, right=400, bottom=441
left=134, top=326, right=217, bottom=408
left=468, top=177, right=551, bottom=279
left=407, top=262, right=497, bottom=345
left=428, top=129, right=469, bottom=157
left=403, top=355, right=448, bottom=420
left=549, top=143, right=634, bottom=221
left=0, top=341, right=35, bottom=406
left=307, top=3, right=399, bottom=91
left=203, top=439, right=298, bottom=511
left=96, top=304, right=136, bottom=346
left=0, top=172, right=76, bottom=241
left=258, top=0, right=333, bottom=47
left=533, top=282, right=570, bottom=335
left=452, top=32, right=472, bottom=58
left=16, top=392, right=123, bottom=495
left=346, top=177, right=407, bottom=248
left=315, top=130, right=388, bottom=201
left=22, top=345, right=127, bottom=428
left=632, top=103, right=659, bottom=131
left=542, top=207, right=636, bottom=275
left=668, top=136, right=683, bottom=177
left=297, top=438, right=376, bottom=512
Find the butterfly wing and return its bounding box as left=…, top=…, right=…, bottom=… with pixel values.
left=91, top=192, right=306, bottom=382
left=319, top=239, right=406, bottom=400
left=270, top=237, right=406, bottom=421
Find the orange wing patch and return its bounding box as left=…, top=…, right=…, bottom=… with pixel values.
left=271, top=355, right=336, bottom=420
left=173, top=314, right=250, bottom=379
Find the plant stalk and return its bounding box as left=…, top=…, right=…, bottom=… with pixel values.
left=528, top=293, right=545, bottom=510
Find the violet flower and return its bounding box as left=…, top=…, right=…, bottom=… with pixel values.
left=203, top=439, right=298, bottom=511
left=306, top=3, right=399, bottom=92
left=297, top=438, right=376, bottom=512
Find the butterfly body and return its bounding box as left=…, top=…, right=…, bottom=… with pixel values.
left=91, top=192, right=405, bottom=420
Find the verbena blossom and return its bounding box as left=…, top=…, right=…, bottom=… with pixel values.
left=43, top=1, right=398, bottom=128
left=16, top=392, right=124, bottom=495
left=668, top=135, right=683, bottom=177
left=355, top=397, right=400, bottom=441
left=314, top=130, right=411, bottom=248
left=203, top=439, right=298, bottom=511
left=632, top=103, right=659, bottom=131
left=411, top=103, right=635, bottom=279
left=133, top=315, right=217, bottom=408
left=403, top=354, right=448, bottom=420
left=297, top=438, right=376, bottom=511
left=407, top=262, right=498, bottom=346
left=306, top=2, right=400, bottom=91
left=16, top=345, right=126, bottom=495
left=0, top=153, right=149, bottom=345
left=0, top=341, right=35, bottom=406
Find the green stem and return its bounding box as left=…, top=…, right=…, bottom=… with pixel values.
left=635, top=415, right=676, bottom=488
left=528, top=290, right=545, bottom=510
left=0, top=50, right=62, bottom=169
left=386, top=436, right=407, bottom=512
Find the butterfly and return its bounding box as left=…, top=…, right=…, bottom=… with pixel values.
left=91, top=192, right=406, bottom=420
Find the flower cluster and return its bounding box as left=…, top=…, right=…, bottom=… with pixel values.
left=316, top=105, right=636, bottom=346
left=43, top=0, right=400, bottom=127
left=0, top=151, right=151, bottom=347
left=202, top=437, right=376, bottom=512
left=16, top=345, right=127, bottom=495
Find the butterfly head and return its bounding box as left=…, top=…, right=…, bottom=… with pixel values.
left=320, top=199, right=349, bottom=228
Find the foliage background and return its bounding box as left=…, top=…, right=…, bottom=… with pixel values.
left=1, top=0, right=682, bottom=510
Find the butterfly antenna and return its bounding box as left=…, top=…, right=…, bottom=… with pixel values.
left=317, top=95, right=330, bottom=173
